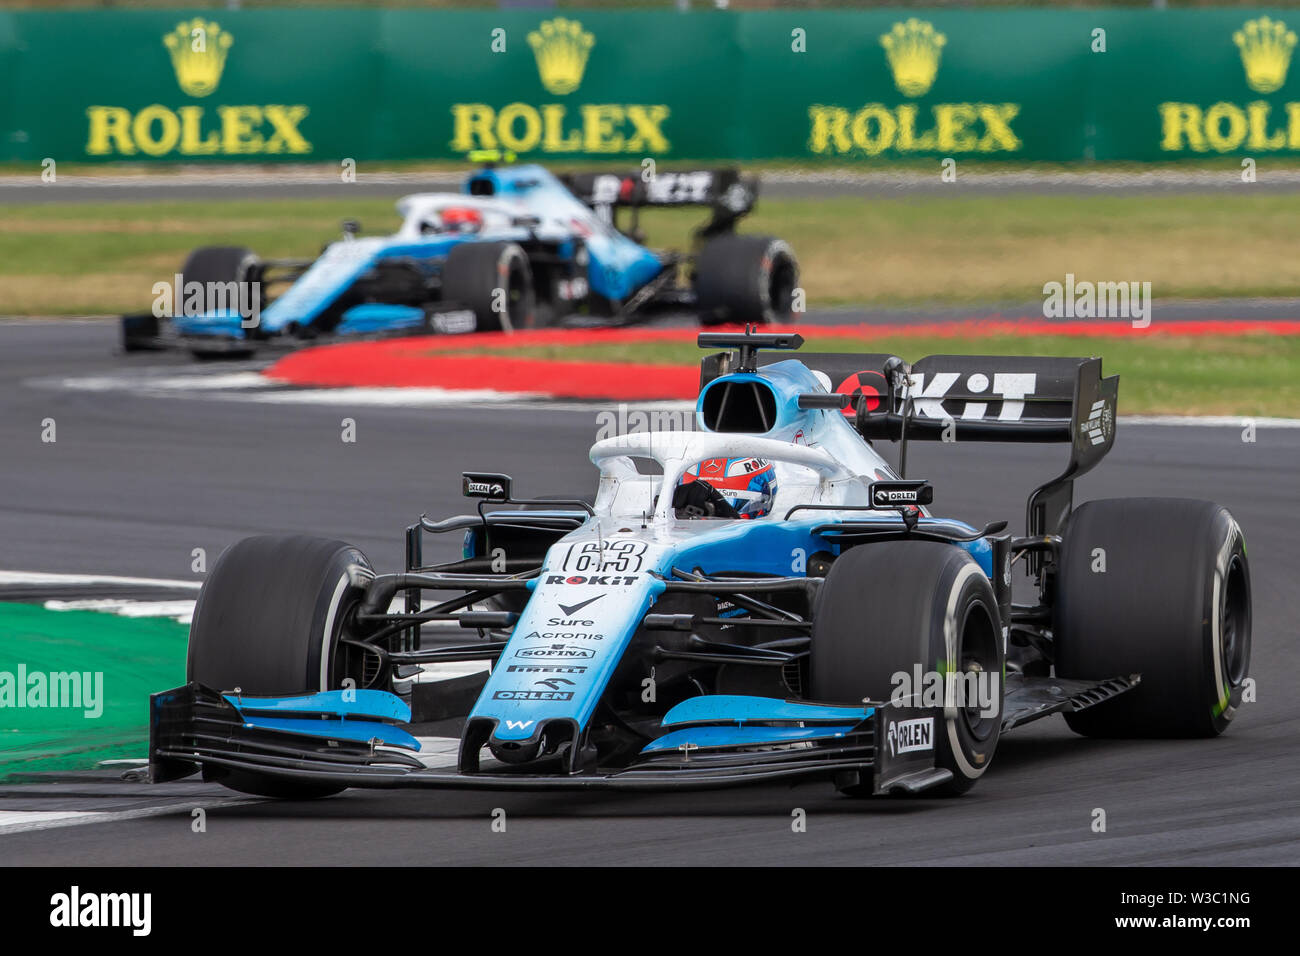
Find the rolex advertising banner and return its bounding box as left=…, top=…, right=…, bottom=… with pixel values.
left=1, top=8, right=1300, bottom=164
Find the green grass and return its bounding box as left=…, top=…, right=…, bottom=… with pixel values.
left=10, top=191, right=1300, bottom=315
left=471, top=333, right=1300, bottom=418
left=0, top=603, right=188, bottom=778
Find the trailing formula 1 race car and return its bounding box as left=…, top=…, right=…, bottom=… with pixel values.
left=146, top=331, right=1251, bottom=798
left=121, top=163, right=798, bottom=358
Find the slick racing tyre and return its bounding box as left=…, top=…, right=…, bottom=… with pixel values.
left=810, top=542, right=1003, bottom=796
left=441, top=241, right=536, bottom=332
left=694, top=234, right=798, bottom=326
left=187, top=535, right=376, bottom=798
left=179, top=246, right=263, bottom=359
left=1054, top=498, right=1251, bottom=738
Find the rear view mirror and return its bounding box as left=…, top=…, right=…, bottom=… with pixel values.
left=462, top=472, right=512, bottom=500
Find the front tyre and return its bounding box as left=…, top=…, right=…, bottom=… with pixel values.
left=187, top=535, right=377, bottom=798
left=810, top=542, right=1003, bottom=796
left=1055, top=498, right=1251, bottom=738
left=177, top=245, right=263, bottom=360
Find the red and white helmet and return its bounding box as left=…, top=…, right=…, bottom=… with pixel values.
left=679, top=457, right=778, bottom=519
left=439, top=206, right=484, bottom=234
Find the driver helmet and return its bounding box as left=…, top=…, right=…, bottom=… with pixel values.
left=439, top=206, right=484, bottom=234
left=679, top=457, right=777, bottom=519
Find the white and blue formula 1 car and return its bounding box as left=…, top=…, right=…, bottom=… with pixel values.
left=121, top=164, right=798, bottom=358
left=146, top=332, right=1251, bottom=797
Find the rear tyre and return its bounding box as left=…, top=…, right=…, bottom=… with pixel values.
left=178, top=246, right=262, bottom=359
left=694, top=234, right=798, bottom=326
left=1055, top=498, right=1251, bottom=738
left=441, top=241, right=536, bottom=332
left=810, top=542, right=1003, bottom=796
left=187, top=535, right=376, bottom=798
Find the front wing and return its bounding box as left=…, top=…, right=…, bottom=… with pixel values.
left=145, top=683, right=951, bottom=794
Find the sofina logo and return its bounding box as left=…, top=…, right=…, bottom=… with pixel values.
left=528, top=17, right=595, bottom=96
left=881, top=19, right=946, bottom=98
left=1235, top=16, right=1296, bottom=94
left=163, top=18, right=233, bottom=98
left=1159, top=17, right=1300, bottom=154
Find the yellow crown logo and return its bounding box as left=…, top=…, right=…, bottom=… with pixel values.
left=1234, top=16, right=1296, bottom=94
left=880, top=18, right=946, bottom=98
left=163, top=18, right=233, bottom=98
left=528, top=17, right=594, bottom=96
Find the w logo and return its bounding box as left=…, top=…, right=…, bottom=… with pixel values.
left=504, top=720, right=534, bottom=732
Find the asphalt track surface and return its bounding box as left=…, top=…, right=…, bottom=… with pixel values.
left=0, top=320, right=1297, bottom=865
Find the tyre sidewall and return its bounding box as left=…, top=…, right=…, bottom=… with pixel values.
left=928, top=558, right=1003, bottom=790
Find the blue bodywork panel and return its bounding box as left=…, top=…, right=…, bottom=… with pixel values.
left=642, top=725, right=859, bottom=753
left=225, top=689, right=418, bottom=751
left=336, top=303, right=427, bottom=335
left=238, top=716, right=420, bottom=751
left=224, top=689, right=411, bottom=723
left=662, top=695, right=871, bottom=727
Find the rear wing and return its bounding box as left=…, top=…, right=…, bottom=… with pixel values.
left=561, top=169, right=757, bottom=242
left=560, top=169, right=756, bottom=211
left=701, top=346, right=1119, bottom=542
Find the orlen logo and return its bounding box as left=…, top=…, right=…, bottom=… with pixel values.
left=886, top=717, right=934, bottom=756
left=493, top=690, right=574, bottom=701
left=873, top=488, right=919, bottom=506
left=545, top=574, right=639, bottom=586
left=514, top=643, right=596, bottom=660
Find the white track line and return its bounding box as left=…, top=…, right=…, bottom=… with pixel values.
left=242, top=385, right=536, bottom=405
left=0, top=798, right=263, bottom=836
left=1121, top=415, right=1300, bottom=427
left=0, top=571, right=200, bottom=591
left=43, top=369, right=1300, bottom=423
left=42, top=598, right=196, bottom=624
left=36, top=366, right=1300, bottom=422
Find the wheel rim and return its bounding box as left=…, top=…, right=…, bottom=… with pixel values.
left=499, top=252, right=532, bottom=330
left=956, top=601, right=1000, bottom=742
left=766, top=254, right=797, bottom=318
left=1221, top=554, right=1250, bottom=686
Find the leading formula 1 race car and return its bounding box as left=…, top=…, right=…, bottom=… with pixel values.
left=121, top=163, right=798, bottom=358
left=146, top=332, right=1251, bottom=798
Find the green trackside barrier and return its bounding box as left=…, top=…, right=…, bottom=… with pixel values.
left=0, top=603, right=187, bottom=777
left=1, top=8, right=1300, bottom=164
